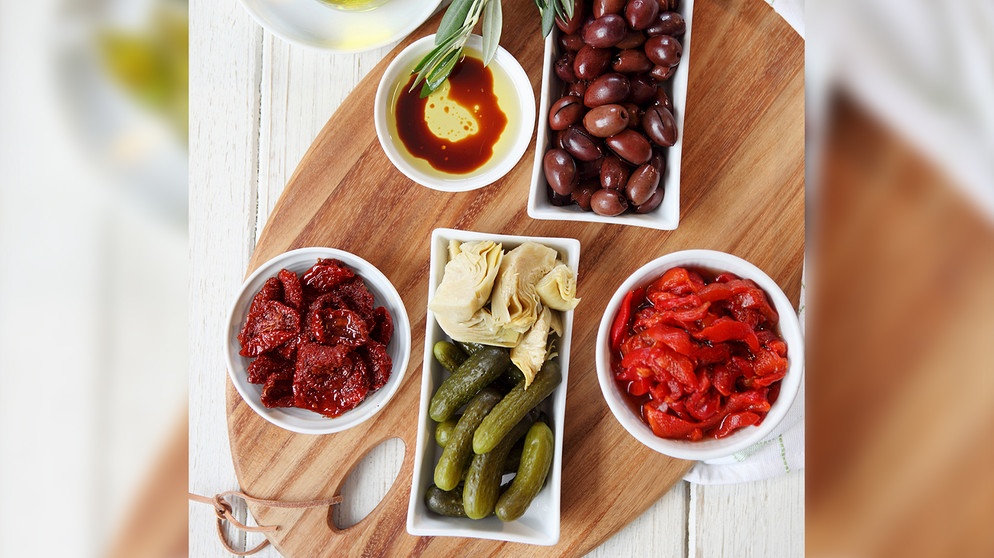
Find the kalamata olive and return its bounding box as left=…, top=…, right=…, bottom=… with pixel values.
left=572, top=183, right=597, bottom=210
left=559, top=33, right=585, bottom=52
left=625, top=0, right=659, bottom=30
left=645, top=35, right=682, bottom=67
left=652, top=87, right=673, bottom=111
left=624, top=162, right=660, bottom=205
left=648, top=147, right=667, bottom=175
left=549, top=95, right=585, bottom=131
left=555, top=0, right=586, bottom=34
left=593, top=0, right=625, bottom=18
left=622, top=103, right=643, bottom=129
left=642, top=105, right=678, bottom=147
left=583, top=104, right=630, bottom=138
left=605, top=129, right=652, bottom=165
left=646, top=11, right=685, bottom=36
left=655, top=0, right=679, bottom=11
left=566, top=80, right=588, bottom=98
left=584, top=73, right=631, bottom=107
left=543, top=148, right=579, bottom=196
left=636, top=186, right=665, bottom=213
left=599, top=155, right=631, bottom=191
left=578, top=157, right=604, bottom=179
left=562, top=126, right=603, bottom=162
left=649, top=64, right=675, bottom=81
left=590, top=188, right=629, bottom=216
left=611, top=49, right=653, bottom=74
left=549, top=189, right=573, bottom=206
left=616, top=30, right=646, bottom=49
left=627, top=73, right=657, bottom=105
left=574, top=45, right=612, bottom=80
left=554, top=129, right=569, bottom=150
left=555, top=51, right=578, bottom=83
left=583, top=15, right=627, bottom=48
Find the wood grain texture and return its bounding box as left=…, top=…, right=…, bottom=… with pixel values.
left=222, top=0, right=803, bottom=555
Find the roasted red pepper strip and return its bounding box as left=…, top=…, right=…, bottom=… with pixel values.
left=610, top=286, right=644, bottom=352
left=695, top=317, right=761, bottom=353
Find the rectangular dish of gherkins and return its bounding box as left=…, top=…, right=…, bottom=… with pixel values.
left=406, top=228, right=580, bottom=545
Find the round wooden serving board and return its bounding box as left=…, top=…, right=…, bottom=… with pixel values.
left=225, top=1, right=804, bottom=555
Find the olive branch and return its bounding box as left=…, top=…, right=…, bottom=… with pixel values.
left=411, top=0, right=574, bottom=97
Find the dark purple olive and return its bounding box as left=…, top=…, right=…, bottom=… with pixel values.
left=625, top=0, right=659, bottom=30
left=649, top=64, right=675, bottom=81
left=636, top=186, right=665, bottom=213
left=591, top=188, right=629, bottom=216
left=652, top=86, right=673, bottom=111
left=555, top=0, right=586, bottom=34
left=599, top=155, right=631, bottom=191
left=543, top=148, right=579, bottom=196
left=646, top=11, right=685, bottom=36
left=645, top=35, right=682, bottom=67
left=574, top=45, right=612, bottom=80
left=553, top=129, right=569, bottom=150
left=572, top=180, right=599, bottom=210
left=562, top=126, right=604, bottom=162
left=549, top=95, right=585, bottom=131
left=583, top=104, right=630, bottom=138
left=554, top=51, right=578, bottom=83
left=583, top=15, right=627, bottom=48
left=611, top=49, right=653, bottom=74
left=622, top=103, right=643, bottom=129
left=584, top=73, right=631, bottom=107
left=578, top=157, right=604, bottom=179
left=648, top=147, right=667, bottom=175
left=593, top=0, right=626, bottom=18
left=627, top=73, right=657, bottom=104
left=559, top=33, right=585, bottom=52
left=566, top=80, right=588, bottom=98
left=642, top=105, right=678, bottom=147
left=616, top=30, right=647, bottom=49
left=605, top=129, right=652, bottom=165
left=624, top=162, right=660, bottom=205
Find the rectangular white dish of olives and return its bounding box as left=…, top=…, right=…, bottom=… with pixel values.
left=406, top=228, right=580, bottom=545
left=528, top=0, right=694, bottom=230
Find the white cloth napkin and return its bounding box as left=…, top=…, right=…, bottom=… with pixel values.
left=765, top=0, right=805, bottom=39
left=684, top=266, right=806, bottom=485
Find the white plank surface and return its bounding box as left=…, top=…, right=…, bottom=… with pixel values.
left=188, top=1, right=804, bottom=555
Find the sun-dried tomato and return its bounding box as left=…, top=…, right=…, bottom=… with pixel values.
left=303, top=258, right=355, bottom=292
left=238, top=260, right=395, bottom=418
left=293, top=343, right=370, bottom=417
left=369, top=306, right=394, bottom=345
left=238, top=300, right=301, bottom=357
left=612, top=266, right=789, bottom=440
left=358, top=341, right=392, bottom=391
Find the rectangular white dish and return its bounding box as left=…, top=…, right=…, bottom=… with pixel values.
left=527, top=0, right=695, bottom=230
left=406, top=228, right=580, bottom=546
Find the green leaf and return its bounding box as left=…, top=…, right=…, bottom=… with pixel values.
left=481, top=0, right=502, bottom=66
left=560, top=0, right=573, bottom=20
left=435, top=0, right=477, bottom=46
left=541, top=1, right=556, bottom=37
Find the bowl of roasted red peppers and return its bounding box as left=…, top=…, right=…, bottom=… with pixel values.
left=595, top=249, right=802, bottom=460
left=226, top=247, right=411, bottom=434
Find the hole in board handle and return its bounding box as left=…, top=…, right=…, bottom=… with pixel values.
left=331, top=437, right=406, bottom=529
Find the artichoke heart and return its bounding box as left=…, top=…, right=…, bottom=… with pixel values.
left=491, top=242, right=558, bottom=333
left=510, top=306, right=555, bottom=387
left=536, top=263, right=580, bottom=311
left=429, top=240, right=503, bottom=322
left=436, top=308, right=521, bottom=347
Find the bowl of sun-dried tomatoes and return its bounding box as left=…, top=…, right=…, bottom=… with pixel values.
left=226, top=247, right=411, bottom=434
left=595, top=249, right=803, bottom=461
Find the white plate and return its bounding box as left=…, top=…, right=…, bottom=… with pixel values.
left=374, top=34, right=537, bottom=192
left=238, top=0, right=443, bottom=52
left=225, top=247, right=412, bottom=435
left=406, top=228, right=580, bottom=545
left=527, top=0, right=694, bottom=230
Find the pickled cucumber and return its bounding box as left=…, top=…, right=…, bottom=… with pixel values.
left=473, top=360, right=562, bottom=455
left=429, top=346, right=510, bottom=422
left=495, top=421, right=554, bottom=521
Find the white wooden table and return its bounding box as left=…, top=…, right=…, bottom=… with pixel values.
left=188, top=1, right=804, bottom=555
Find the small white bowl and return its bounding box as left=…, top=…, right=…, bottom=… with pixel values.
left=374, top=34, right=537, bottom=192
left=406, top=228, right=579, bottom=545
left=225, top=247, right=411, bottom=435
left=595, top=249, right=803, bottom=461
left=237, top=0, right=442, bottom=52
left=527, top=0, right=694, bottom=230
